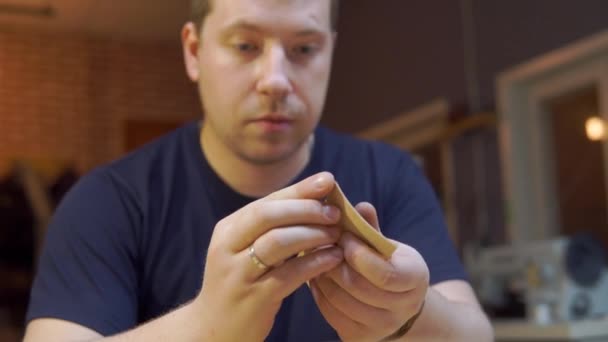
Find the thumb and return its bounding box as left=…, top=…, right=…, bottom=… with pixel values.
left=354, top=202, right=380, bottom=232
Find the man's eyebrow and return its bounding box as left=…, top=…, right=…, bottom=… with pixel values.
left=294, top=29, right=325, bottom=37
left=220, top=19, right=326, bottom=37
left=221, top=20, right=263, bottom=34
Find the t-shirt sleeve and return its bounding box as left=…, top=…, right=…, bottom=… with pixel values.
left=382, top=153, right=468, bottom=285
left=26, top=169, right=140, bottom=336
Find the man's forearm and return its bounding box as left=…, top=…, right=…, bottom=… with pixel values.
left=99, top=301, right=206, bottom=342
left=399, top=287, right=494, bottom=341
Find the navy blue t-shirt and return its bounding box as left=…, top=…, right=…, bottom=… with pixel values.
left=27, top=121, right=467, bottom=341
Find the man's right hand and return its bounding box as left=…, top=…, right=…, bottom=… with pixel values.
left=193, top=171, right=344, bottom=342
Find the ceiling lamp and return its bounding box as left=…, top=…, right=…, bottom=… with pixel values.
left=585, top=116, right=607, bottom=141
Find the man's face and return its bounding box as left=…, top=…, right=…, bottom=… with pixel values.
left=190, top=0, right=335, bottom=164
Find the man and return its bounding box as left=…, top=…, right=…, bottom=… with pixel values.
left=24, top=0, right=493, bottom=341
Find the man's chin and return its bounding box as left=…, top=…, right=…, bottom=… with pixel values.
left=235, top=139, right=310, bottom=165
left=237, top=148, right=296, bottom=165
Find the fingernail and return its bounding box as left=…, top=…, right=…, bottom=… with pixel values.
left=313, top=174, right=332, bottom=190
left=323, top=205, right=340, bottom=221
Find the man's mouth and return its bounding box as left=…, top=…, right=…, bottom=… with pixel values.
left=254, top=113, right=293, bottom=122
left=251, top=115, right=294, bottom=132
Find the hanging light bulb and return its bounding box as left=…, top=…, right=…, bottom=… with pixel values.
left=585, top=116, right=606, bottom=141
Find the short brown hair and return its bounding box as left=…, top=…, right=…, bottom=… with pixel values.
left=191, top=0, right=341, bottom=33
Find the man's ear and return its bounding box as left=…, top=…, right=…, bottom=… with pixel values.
left=182, top=22, right=201, bottom=82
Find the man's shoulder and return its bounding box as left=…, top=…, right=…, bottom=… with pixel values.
left=108, top=121, right=198, bottom=176
left=69, top=121, right=199, bottom=207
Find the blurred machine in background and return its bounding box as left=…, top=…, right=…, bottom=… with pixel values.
left=466, top=234, right=608, bottom=340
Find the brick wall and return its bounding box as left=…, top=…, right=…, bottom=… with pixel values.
left=0, top=28, right=201, bottom=176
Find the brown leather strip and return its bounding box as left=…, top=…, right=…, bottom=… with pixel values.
left=325, top=183, right=397, bottom=259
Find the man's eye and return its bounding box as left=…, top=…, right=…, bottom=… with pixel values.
left=293, top=44, right=316, bottom=56
left=235, top=43, right=259, bottom=53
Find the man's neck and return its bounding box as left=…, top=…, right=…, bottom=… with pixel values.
left=200, top=125, right=313, bottom=198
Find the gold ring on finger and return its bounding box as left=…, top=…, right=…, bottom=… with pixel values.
left=248, top=245, right=269, bottom=270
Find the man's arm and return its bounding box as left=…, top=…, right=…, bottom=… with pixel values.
left=24, top=302, right=203, bottom=342
left=25, top=319, right=101, bottom=342
left=24, top=300, right=215, bottom=342
left=26, top=281, right=493, bottom=342
left=403, top=280, right=493, bottom=341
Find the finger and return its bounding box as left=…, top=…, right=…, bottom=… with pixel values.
left=309, top=280, right=364, bottom=336
left=227, top=199, right=341, bottom=252
left=259, top=247, right=343, bottom=300
left=243, top=225, right=342, bottom=279
left=325, top=262, right=406, bottom=310
left=340, top=233, right=414, bottom=292
left=354, top=202, right=380, bottom=231
left=314, top=276, right=394, bottom=329
left=264, top=171, right=335, bottom=201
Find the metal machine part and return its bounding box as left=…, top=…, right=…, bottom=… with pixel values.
left=466, top=234, right=608, bottom=324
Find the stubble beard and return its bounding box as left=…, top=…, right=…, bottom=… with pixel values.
left=229, top=99, right=313, bottom=166
left=229, top=131, right=313, bottom=166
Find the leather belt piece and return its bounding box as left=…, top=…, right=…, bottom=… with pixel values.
left=325, top=183, right=397, bottom=259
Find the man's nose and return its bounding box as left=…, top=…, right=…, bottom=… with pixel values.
left=256, top=45, right=293, bottom=99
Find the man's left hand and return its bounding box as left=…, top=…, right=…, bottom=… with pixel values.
left=310, top=202, right=429, bottom=342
